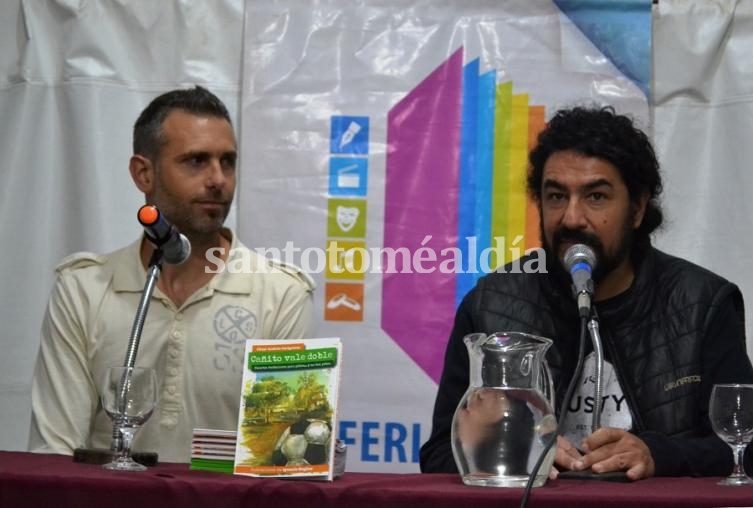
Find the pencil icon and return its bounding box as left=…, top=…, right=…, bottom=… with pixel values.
left=339, top=121, right=362, bottom=149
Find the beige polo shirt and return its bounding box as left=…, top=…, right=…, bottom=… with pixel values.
left=29, top=230, right=314, bottom=463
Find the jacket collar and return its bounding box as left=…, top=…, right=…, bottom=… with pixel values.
left=540, top=245, right=657, bottom=324
left=111, top=228, right=251, bottom=296
left=595, top=246, right=656, bottom=325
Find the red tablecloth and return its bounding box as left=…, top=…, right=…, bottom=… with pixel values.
left=2, top=451, right=753, bottom=508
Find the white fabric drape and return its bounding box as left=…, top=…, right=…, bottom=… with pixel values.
left=0, top=0, right=243, bottom=452
left=652, top=0, right=753, bottom=354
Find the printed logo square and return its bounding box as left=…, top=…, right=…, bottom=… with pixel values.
left=328, top=198, right=366, bottom=238
left=324, top=283, right=364, bottom=321
left=329, top=157, right=368, bottom=197
left=326, top=240, right=366, bottom=280
left=330, top=116, right=369, bottom=155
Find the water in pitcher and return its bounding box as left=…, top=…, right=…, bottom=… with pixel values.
left=451, top=386, right=557, bottom=487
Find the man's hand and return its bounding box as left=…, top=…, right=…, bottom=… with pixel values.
left=551, top=435, right=583, bottom=479
left=571, top=428, right=655, bottom=480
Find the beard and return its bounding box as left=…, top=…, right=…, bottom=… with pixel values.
left=541, top=213, right=635, bottom=294
left=150, top=174, right=232, bottom=240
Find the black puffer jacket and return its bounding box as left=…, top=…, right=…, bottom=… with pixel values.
left=420, top=247, right=753, bottom=476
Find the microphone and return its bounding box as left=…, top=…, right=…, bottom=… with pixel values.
left=563, top=244, right=596, bottom=317
left=137, top=205, right=191, bottom=265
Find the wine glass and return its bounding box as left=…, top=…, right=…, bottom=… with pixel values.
left=709, top=383, right=753, bottom=486
left=101, top=366, right=157, bottom=472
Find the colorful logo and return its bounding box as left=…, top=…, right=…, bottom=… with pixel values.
left=329, top=157, right=368, bottom=197
left=330, top=116, right=370, bottom=155
left=327, top=198, right=367, bottom=238
left=325, top=240, right=367, bottom=281
left=381, top=48, right=545, bottom=382
left=326, top=117, right=370, bottom=322
left=325, top=283, right=364, bottom=322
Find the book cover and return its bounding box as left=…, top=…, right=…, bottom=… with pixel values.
left=233, top=337, right=342, bottom=480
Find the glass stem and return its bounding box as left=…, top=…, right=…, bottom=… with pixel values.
left=732, top=444, right=746, bottom=478
left=111, top=417, right=123, bottom=452
left=120, top=428, right=135, bottom=462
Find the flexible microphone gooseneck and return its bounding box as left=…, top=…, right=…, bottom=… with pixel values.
left=519, top=244, right=625, bottom=508
left=519, top=315, right=589, bottom=508
left=74, top=206, right=174, bottom=467
left=563, top=245, right=604, bottom=430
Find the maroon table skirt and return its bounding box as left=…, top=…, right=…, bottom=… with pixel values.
left=2, top=451, right=753, bottom=508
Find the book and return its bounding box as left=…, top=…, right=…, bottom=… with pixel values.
left=189, top=428, right=236, bottom=474
left=193, top=428, right=237, bottom=438
left=190, top=457, right=234, bottom=474
left=233, top=337, right=342, bottom=480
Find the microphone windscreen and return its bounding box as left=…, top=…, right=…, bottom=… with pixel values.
left=163, top=234, right=191, bottom=265
left=563, top=244, right=597, bottom=271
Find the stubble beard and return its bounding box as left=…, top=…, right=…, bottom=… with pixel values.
left=150, top=176, right=231, bottom=243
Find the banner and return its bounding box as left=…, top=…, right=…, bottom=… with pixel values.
left=239, top=0, right=651, bottom=472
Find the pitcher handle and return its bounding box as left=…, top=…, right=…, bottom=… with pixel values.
left=540, top=360, right=555, bottom=412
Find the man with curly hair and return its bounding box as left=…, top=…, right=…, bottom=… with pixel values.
left=420, top=106, right=753, bottom=480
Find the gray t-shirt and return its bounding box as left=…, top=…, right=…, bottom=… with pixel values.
left=560, top=351, right=633, bottom=447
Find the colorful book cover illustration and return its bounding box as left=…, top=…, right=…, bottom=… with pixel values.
left=233, top=338, right=342, bottom=480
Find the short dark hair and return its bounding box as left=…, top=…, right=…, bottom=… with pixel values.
left=133, top=85, right=232, bottom=161
left=528, top=105, right=663, bottom=244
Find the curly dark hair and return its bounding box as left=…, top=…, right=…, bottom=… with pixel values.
left=133, top=85, right=232, bottom=162
left=527, top=105, right=663, bottom=245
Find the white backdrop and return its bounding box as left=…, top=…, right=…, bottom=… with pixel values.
left=652, top=0, right=753, bottom=291
left=238, top=0, right=649, bottom=472
left=0, top=0, right=244, bottom=453
left=1, top=0, right=752, bottom=473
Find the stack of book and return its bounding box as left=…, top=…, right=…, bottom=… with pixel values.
left=189, top=428, right=237, bottom=474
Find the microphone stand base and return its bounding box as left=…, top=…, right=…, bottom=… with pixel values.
left=73, top=447, right=158, bottom=467
left=557, top=470, right=630, bottom=482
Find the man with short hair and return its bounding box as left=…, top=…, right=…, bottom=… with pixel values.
left=420, top=106, right=753, bottom=479
left=29, top=86, right=314, bottom=462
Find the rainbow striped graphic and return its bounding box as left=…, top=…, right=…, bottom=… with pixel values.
left=382, top=48, right=546, bottom=382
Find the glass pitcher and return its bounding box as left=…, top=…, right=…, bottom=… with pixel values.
left=451, top=332, right=557, bottom=487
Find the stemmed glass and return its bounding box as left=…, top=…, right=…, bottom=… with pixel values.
left=709, top=383, right=753, bottom=486
left=101, top=366, right=157, bottom=472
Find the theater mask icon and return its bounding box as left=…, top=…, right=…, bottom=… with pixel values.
left=336, top=206, right=359, bottom=233
left=327, top=199, right=366, bottom=238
